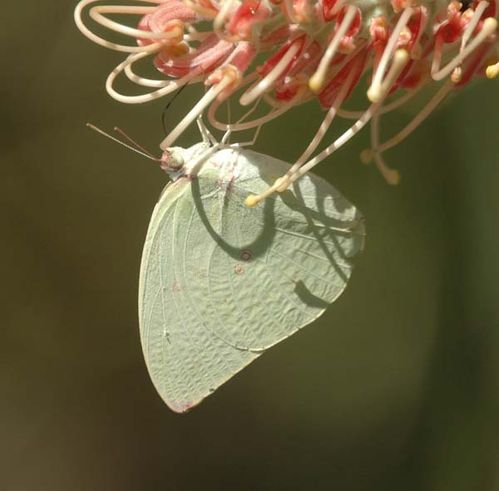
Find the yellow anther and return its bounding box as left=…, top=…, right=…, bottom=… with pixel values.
left=244, top=194, right=261, bottom=207
left=308, top=5, right=358, bottom=95
left=486, top=62, right=499, bottom=79
left=367, top=49, right=409, bottom=103
left=162, top=41, right=189, bottom=58
left=308, top=73, right=325, bottom=94
left=164, top=20, right=185, bottom=46
left=245, top=176, right=288, bottom=206
left=451, top=67, right=462, bottom=83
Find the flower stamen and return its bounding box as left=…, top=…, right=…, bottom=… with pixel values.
left=246, top=49, right=410, bottom=206
left=76, top=0, right=499, bottom=204
left=338, top=84, right=424, bottom=119
left=486, top=60, right=499, bottom=77
left=239, top=37, right=303, bottom=105
left=208, top=82, right=307, bottom=131
left=309, top=5, right=359, bottom=93
left=161, top=66, right=241, bottom=148
left=283, top=53, right=363, bottom=187
left=214, top=0, right=239, bottom=38
left=451, top=2, right=492, bottom=81
left=368, top=7, right=413, bottom=102
left=432, top=16, right=498, bottom=80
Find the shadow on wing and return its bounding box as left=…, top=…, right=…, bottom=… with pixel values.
left=293, top=280, right=331, bottom=309
left=189, top=150, right=364, bottom=275
left=190, top=169, right=277, bottom=261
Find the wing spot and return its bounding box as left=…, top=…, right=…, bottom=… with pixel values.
left=162, top=328, right=171, bottom=343
left=234, top=264, right=244, bottom=275
left=240, top=249, right=253, bottom=261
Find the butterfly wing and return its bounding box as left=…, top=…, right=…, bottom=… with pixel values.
left=139, top=148, right=364, bottom=412
left=195, top=148, right=365, bottom=351
left=139, top=176, right=259, bottom=413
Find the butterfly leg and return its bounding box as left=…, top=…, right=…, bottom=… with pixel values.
left=230, top=114, right=264, bottom=148
left=196, top=116, right=218, bottom=146
left=187, top=126, right=232, bottom=173
left=231, top=124, right=262, bottom=148
left=230, top=98, right=264, bottom=148
left=220, top=126, right=232, bottom=146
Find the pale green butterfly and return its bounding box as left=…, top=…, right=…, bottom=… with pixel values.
left=90, top=121, right=365, bottom=413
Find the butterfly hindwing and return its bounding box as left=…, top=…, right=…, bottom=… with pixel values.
left=197, top=148, right=365, bottom=350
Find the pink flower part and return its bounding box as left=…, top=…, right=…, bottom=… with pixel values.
left=290, top=0, right=317, bottom=23
left=434, top=1, right=472, bottom=43
left=456, top=41, right=493, bottom=85
left=370, top=16, right=390, bottom=66
left=137, top=0, right=198, bottom=46
left=275, top=40, right=323, bottom=100
left=332, top=6, right=362, bottom=52
left=257, top=35, right=307, bottom=78
left=391, top=0, right=418, bottom=13
left=318, top=47, right=368, bottom=107
left=287, top=39, right=323, bottom=75
left=403, top=7, right=428, bottom=50
left=76, top=0, right=499, bottom=194
left=205, top=41, right=257, bottom=85
left=322, top=0, right=341, bottom=22
left=477, top=0, right=497, bottom=19
left=385, top=9, right=429, bottom=92
left=227, top=0, right=271, bottom=40
left=148, top=1, right=199, bottom=31
left=397, top=58, right=428, bottom=88
left=261, top=25, right=293, bottom=45
left=155, top=34, right=233, bottom=78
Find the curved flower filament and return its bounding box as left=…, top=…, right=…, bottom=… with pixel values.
left=75, top=0, right=188, bottom=52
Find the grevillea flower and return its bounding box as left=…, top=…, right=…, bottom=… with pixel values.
left=75, top=0, right=498, bottom=204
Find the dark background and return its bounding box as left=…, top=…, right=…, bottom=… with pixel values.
left=1, top=2, right=498, bottom=490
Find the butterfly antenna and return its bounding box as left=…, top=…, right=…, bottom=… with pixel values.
left=162, top=83, right=189, bottom=135
left=113, top=126, right=158, bottom=159
left=86, top=123, right=160, bottom=161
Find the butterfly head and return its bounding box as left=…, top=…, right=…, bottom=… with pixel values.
left=161, top=142, right=212, bottom=180
left=160, top=147, right=185, bottom=176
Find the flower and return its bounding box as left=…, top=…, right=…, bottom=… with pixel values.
left=75, top=0, right=498, bottom=204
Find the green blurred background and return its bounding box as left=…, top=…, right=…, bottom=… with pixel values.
left=1, top=2, right=498, bottom=490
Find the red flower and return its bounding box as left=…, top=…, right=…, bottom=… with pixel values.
left=76, top=0, right=498, bottom=201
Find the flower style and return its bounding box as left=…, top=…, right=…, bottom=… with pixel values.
left=75, top=0, right=498, bottom=204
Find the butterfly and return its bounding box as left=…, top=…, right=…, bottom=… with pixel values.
left=89, top=120, right=365, bottom=413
